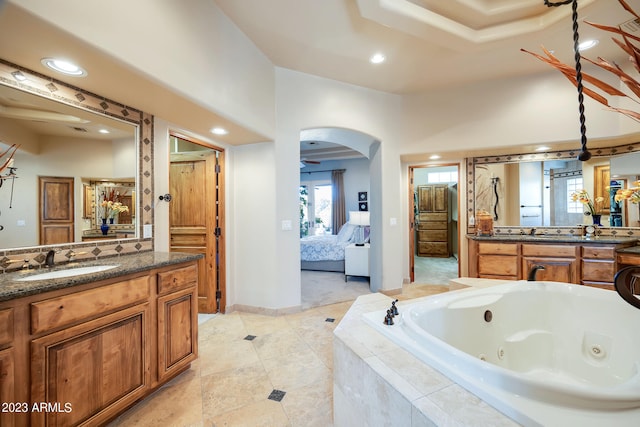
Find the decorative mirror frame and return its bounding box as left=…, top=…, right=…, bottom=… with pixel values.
left=0, top=59, right=154, bottom=268
left=467, top=142, right=640, bottom=237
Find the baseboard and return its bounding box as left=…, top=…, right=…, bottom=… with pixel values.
left=226, top=303, right=302, bottom=316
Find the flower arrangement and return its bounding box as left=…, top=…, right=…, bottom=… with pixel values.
left=615, top=181, right=640, bottom=204
left=101, top=189, right=129, bottom=219
left=570, top=189, right=604, bottom=216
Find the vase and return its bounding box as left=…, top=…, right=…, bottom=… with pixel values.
left=109, top=218, right=114, bottom=224
left=592, top=214, right=602, bottom=226
left=101, top=218, right=109, bottom=235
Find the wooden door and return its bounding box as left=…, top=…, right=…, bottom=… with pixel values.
left=39, top=176, right=74, bottom=245
left=169, top=149, right=223, bottom=313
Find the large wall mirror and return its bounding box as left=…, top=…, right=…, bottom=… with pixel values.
left=0, top=59, right=153, bottom=253
left=471, top=143, right=640, bottom=229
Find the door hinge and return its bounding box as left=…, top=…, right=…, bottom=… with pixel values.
left=214, top=227, right=222, bottom=236
left=214, top=164, right=221, bottom=173
left=216, top=290, right=222, bottom=299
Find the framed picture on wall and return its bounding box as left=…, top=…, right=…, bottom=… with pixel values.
left=359, top=202, right=368, bottom=211
left=358, top=191, right=368, bottom=201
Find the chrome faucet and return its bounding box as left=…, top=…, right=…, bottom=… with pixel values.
left=528, top=265, right=546, bottom=281
left=529, top=228, right=537, bottom=236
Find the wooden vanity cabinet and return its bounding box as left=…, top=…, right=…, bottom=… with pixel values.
left=476, top=242, right=519, bottom=280
left=30, top=303, right=150, bottom=426
left=582, top=246, right=617, bottom=289
left=521, top=244, right=579, bottom=283
left=0, top=308, right=15, bottom=427
left=0, top=259, right=199, bottom=427
left=469, top=238, right=630, bottom=286
left=157, top=264, right=198, bottom=382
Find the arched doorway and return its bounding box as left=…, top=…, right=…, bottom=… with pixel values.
left=298, top=127, right=381, bottom=308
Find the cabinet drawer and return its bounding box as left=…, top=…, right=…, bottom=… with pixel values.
left=522, top=244, right=577, bottom=257
left=582, top=260, right=615, bottom=283
left=479, top=255, right=518, bottom=276
left=31, top=276, right=150, bottom=334
left=418, top=212, right=447, bottom=222
left=582, top=246, right=615, bottom=260
left=617, top=253, right=640, bottom=266
left=0, top=308, right=13, bottom=347
left=158, top=264, right=198, bottom=295
left=478, top=243, right=518, bottom=255
left=418, top=241, right=448, bottom=256
left=418, top=221, right=447, bottom=230
left=418, top=229, right=447, bottom=241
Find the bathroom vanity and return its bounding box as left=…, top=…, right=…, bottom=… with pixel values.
left=468, top=235, right=638, bottom=289
left=0, top=252, right=200, bottom=427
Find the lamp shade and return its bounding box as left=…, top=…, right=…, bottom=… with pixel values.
left=349, top=211, right=370, bottom=226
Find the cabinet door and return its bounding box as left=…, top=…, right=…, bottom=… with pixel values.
left=418, top=185, right=448, bottom=213
left=432, top=185, right=448, bottom=212
left=31, top=304, right=150, bottom=426
left=0, top=347, right=15, bottom=427
left=157, top=288, right=198, bottom=382
left=522, top=257, right=578, bottom=283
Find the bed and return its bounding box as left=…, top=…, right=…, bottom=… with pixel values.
left=300, top=223, right=367, bottom=272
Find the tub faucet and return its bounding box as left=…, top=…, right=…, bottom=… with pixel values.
left=528, top=265, right=546, bottom=281
left=45, top=249, right=60, bottom=268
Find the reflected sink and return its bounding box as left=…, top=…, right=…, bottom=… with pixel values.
left=15, top=265, right=119, bottom=282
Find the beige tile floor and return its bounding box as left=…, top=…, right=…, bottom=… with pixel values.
left=108, top=284, right=449, bottom=427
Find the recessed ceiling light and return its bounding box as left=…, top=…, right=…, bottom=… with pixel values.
left=211, top=127, right=228, bottom=135
left=98, top=129, right=110, bottom=134
left=429, top=155, right=441, bottom=160
left=370, top=53, right=386, bottom=64
left=578, top=39, right=599, bottom=52
left=41, top=58, right=87, bottom=77
left=535, top=146, right=551, bottom=152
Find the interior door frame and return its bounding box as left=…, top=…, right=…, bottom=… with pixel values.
left=408, top=163, right=461, bottom=283
left=169, top=131, right=226, bottom=313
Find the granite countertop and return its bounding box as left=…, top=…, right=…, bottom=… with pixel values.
left=616, top=246, right=640, bottom=254
left=0, top=251, right=203, bottom=302
left=468, top=234, right=638, bottom=245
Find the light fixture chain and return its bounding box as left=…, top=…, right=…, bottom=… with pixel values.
left=543, top=0, right=591, bottom=161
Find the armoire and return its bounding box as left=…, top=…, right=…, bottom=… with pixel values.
left=416, top=184, right=450, bottom=257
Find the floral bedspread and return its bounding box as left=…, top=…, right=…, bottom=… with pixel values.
left=300, top=235, right=349, bottom=261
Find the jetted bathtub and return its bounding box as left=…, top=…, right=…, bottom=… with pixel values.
left=364, top=281, right=640, bottom=426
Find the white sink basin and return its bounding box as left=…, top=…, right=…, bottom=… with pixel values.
left=15, top=265, right=119, bottom=281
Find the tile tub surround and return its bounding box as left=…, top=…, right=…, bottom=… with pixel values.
left=333, top=292, right=519, bottom=427
left=0, top=251, right=202, bottom=301
left=334, top=291, right=640, bottom=427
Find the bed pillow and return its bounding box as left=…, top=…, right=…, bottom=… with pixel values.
left=336, top=223, right=356, bottom=243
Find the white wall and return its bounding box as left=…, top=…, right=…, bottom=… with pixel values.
left=402, top=71, right=629, bottom=154
left=13, top=0, right=276, bottom=139
left=275, top=68, right=405, bottom=295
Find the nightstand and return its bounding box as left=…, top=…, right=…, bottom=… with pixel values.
left=345, top=243, right=370, bottom=282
